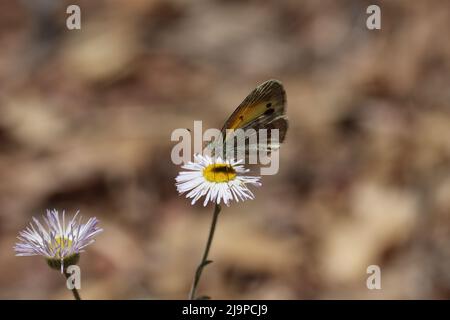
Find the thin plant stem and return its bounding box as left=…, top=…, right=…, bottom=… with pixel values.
left=64, top=271, right=81, bottom=300
left=189, top=203, right=221, bottom=300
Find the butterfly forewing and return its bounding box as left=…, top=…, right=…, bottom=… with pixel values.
left=221, top=79, right=287, bottom=134
left=206, top=79, right=288, bottom=160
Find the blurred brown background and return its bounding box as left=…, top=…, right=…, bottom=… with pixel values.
left=0, top=0, right=449, bottom=299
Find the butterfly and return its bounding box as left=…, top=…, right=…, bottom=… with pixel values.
left=206, top=79, right=288, bottom=162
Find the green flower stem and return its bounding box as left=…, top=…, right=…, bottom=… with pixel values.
left=64, top=271, right=81, bottom=300
left=189, top=203, right=221, bottom=300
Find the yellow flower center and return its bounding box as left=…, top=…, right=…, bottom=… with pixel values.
left=50, top=236, right=73, bottom=259
left=203, top=163, right=237, bottom=183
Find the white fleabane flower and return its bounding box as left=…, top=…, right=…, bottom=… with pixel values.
left=14, top=209, right=103, bottom=272
left=175, top=154, right=261, bottom=206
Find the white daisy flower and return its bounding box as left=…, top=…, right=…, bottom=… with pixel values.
left=14, top=209, right=103, bottom=272
left=175, top=154, right=261, bottom=206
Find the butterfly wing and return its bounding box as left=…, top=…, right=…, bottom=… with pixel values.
left=221, top=79, right=288, bottom=157
left=221, top=79, right=287, bottom=135
left=206, top=79, right=288, bottom=159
